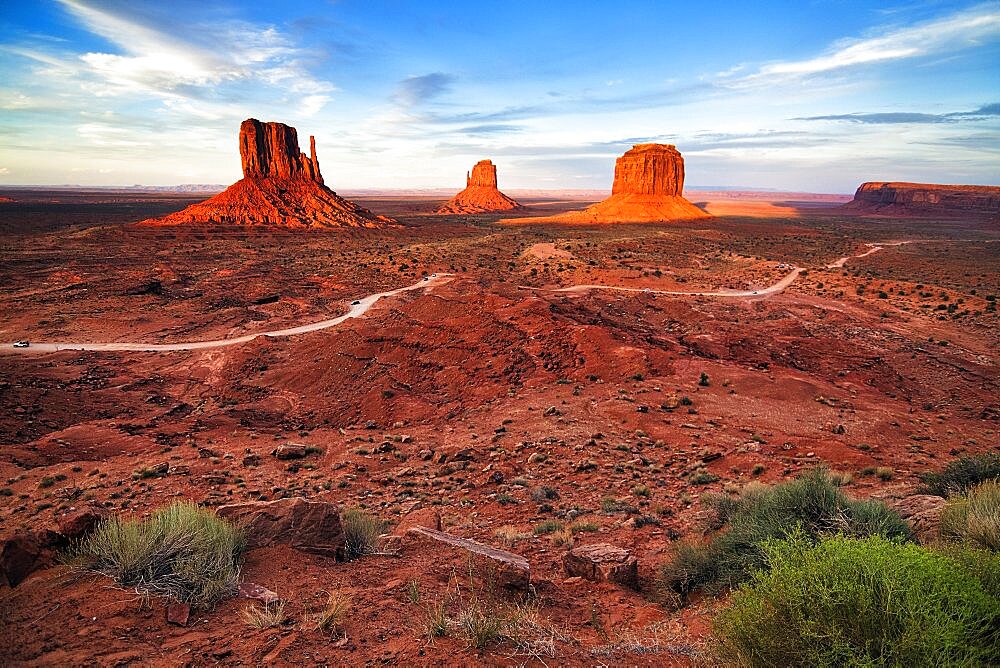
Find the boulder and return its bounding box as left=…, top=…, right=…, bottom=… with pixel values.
left=272, top=443, right=308, bottom=460
left=436, top=159, right=522, bottom=214
left=216, top=497, right=345, bottom=559
left=1, top=530, right=62, bottom=587
left=407, top=525, right=529, bottom=591
left=166, top=602, right=191, bottom=626
left=563, top=543, right=638, bottom=588
left=889, top=494, right=948, bottom=544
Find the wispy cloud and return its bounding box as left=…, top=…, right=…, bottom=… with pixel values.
left=392, top=72, right=454, bottom=106
left=795, top=103, right=1000, bottom=124
left=55, top=0, right=334, bottom=115
left=729, top=4, right=1000, bottom=85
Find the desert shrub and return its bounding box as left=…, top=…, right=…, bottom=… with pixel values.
left=919, top=452, right=1000, bottom=497
left=533, top=519, right=564, bottom=535
left=75, top=501, right=244, bottom=606
left=494, top=525, right=530, bottom=547
left=713, top=535, right=1000, bottom=667
left=658, top=468, right=909, bottom=597
left=939, top=480, right=1000, bottom=551
left=341, top=507, right=388, bottom=560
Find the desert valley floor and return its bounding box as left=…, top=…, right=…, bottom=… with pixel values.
left=1, top=191, right=998, bottom=665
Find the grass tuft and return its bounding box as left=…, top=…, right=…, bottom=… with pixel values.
left=341, top=507, right=388, bottom=560
left=939, top=480, right=1000, bottom=551
left=919, top=453, right=1000, bottom=497
left=240, top=601, right=286, bottom=629
left=73, top=501, right=244, bottom=607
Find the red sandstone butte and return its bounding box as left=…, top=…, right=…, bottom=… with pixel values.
left=139, top=119, right=394, bottom=228
left=436, top=159, right=522, bottom=214
left=507, top=143, right=709, bottom=224
left=843, top=182, right=1000, bottom=220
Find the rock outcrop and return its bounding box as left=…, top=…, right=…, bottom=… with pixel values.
left=506, top=143, right=709, bottom=224
left=844, top=182, right=1000, bottom=219
left=436, top=159, right=522, bottom=214
left=139, top=119, right=394, bottom=228
left=216, top=497, right=346, bottom=559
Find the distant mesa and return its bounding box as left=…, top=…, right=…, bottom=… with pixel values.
left=844, top=182, right=1000, bottom=219
left=0, top=197, right=14, bottom=203
left=139, top=119, right=394, bottom=228
left=506, top=143, right=710, bottom=224
left=436, top=159, right=522, bottom=214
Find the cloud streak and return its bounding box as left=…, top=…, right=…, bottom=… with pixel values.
left=795, top=103, right=1000, bottom=124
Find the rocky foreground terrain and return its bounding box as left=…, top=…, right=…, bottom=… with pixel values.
left=0, top=193, right=997, bottom=665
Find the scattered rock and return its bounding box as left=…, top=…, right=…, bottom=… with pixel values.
left=217, top=497, right=345, bottom=559
left=166, top=602, right=191, bottom=626
left=239, top=581, right=280, bottom=605
left=56, top=507, right=107, bottom=540
left=272, top=443, right=307, bottom=460
left=564, top=543, right=638, bottom=588
left=1, top=530, right=62, bottom=587
left=407, top=526, right=529, bottom=591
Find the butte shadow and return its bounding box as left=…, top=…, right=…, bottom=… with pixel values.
left=137, top=119, right=395, bottom=229
left=505, top=143, right=711, bottom=225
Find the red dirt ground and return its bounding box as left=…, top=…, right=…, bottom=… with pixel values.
left=1, top=190, right=997, bottom=665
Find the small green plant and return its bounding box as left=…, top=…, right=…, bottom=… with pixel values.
left=240, top=600, right=286, bottom=629
left=423, top=598, right=449, bottom=639
left=658, top=468, right=909, bottom=599
left=406, top=579, right=421, bottom=604
left=690, top=471, right=720, bottom=485
left=698, top=372, right=710, bottom=387
left=631, top=484, right=651, bottom=498
left=600, top=496, right=638, bottom=514
left=712, top=535, right=1000, bottom=667
left=751, top=464, right=766, bottom=476
left=570, top=521, right=600, bottom=534
left=495, top=493, right=518, bottom=506
left=73, top=501, right=244, bottom=606
left=939, top=480, right=1000, bottom=551
left=550, top=527, right=574, bottom=547
left=919, top=453, right=1000, bottom=497
left=341, top=508, right=388, bottom=560
left=533, top=520, right=564, bottom=535
left=494, top=525, right=530, bottom=547
left=875, top=466, right=894, bottom=481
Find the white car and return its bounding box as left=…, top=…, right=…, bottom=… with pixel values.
left=13, top=341, right=29, bottom=348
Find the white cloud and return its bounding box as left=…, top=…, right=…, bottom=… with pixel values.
left=731, top=5, right=1000, bottom=84
left=0, top=167, right=10, bottom=175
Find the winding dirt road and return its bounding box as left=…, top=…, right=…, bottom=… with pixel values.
left=4, top=274, right=453, bottom=354
left=4, top=241, right=910, bottom=355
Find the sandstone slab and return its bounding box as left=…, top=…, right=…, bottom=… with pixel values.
left=216, top=497, right=345, bottom=559
left=563, top=543, right=638, bottom=588
left=407, top=525, right=529, bottom=590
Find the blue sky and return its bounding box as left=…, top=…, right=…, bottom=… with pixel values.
left=1, top=0, right=997, bottom=191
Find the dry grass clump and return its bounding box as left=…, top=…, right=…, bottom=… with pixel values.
left=939, top=480, right=1000, bottom=551
left=73, top=501, right=244, bottom=607
left=240, top=601, right=286, bottom=629
left=308, top=590, right=352, bottom=634
left=494, top=525, right=531, bottom=548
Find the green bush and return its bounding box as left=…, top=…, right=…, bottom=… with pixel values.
left=713, top=535, right=1000, bottom=667
left=939, top=480, right=1000, bottom=551
left=341, top=507, right=388, bottom=560
left=75, top=501, right=244, bottom=606
left=919, top=452, right=1000, bottom=497
left=659, top=468, right=909, bottom=597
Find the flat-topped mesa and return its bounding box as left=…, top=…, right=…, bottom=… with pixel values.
left=505, top=143, right=709, bottom=224
left=138, top=118, right=393, bottom=228
left=437, top=159, right=522, bottom=215
left=845, top=182, right=1000, bottom=219
left=612, top=143, right=684, bottom=196
left=239, top=118, right=323, bottom=183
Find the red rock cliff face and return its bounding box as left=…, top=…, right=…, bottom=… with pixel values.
left=848, top=182, right=1000, bottom=218
left=611, top=144, right=685, bottom=196
left=239, top=119, right=323, bottom=183
left=505, top=143, right=708, bottom=224
left=467, top=160, right=498, bottom=188
left=438, top=159, right=521, bottom=214
left=138, top=119, right=392, bottom=228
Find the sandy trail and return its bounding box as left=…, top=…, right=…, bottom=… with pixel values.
left=5, top=274, right=453, bottom=354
